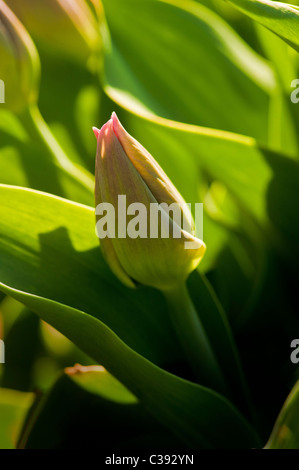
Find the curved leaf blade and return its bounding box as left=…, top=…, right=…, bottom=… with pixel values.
left=102, top=0, right=274, bottom=141
left=0, top=185, right=178, bottom=365
left=0, top=282, right=258, bottom=448
left=226, top=0, right=299, bottom=51
left=0, top=185, right=258, bottom=448
left=265, top=380, right=299, bottom=449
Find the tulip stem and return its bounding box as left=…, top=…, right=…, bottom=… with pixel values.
left=163, top=282, right=228, bottom=396
left=18, top=105, right=94, bottom=194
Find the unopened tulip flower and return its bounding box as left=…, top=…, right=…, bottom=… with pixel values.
left=93, top=114, right=227, bottom=395
left=6, top=0, right=102, bottom=68
left=0, top=1, right=93, bottom=204
left=0, top=0, right=40, bottom=113
left=93, top=112, right=206, bottom=290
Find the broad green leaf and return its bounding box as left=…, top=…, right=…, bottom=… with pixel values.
left=0, top=185, right=178, bottom=366
left=0, top=282, right=258, bottom=448
left=0, top=184, right=248, bottom=399
left=226, top=0, right=299, bottom=51
left=0, top=185, right=258, bottom=448
left=99, top=0, right=299, bottom=257
left=0, top=388, right=34, bottom=449
left=121, top=113, right=299, bottom=263
left=102, top=0, right=275, bottom=142
left=265, top=380, right=299, bottom=449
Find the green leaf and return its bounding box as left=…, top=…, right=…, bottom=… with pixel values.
left=188, top=271, right=251, bottom=414
left=0, top=183, right=249, bottom=406
left=102, top=0, right=275, bottom=142
left=226, top=0, right=299, bottom=52
left=99, top=0, right=298, bottom=236
left=0, top=184, right=247, bottom=386
left=254, top=27, right=299, bottom=155
left=99, top=0, right=299, bottom=260
left=120, top=113, right=299, bottom=263
left=0, top=287, right=258, bottom=448
left=38, top=56, right=102, bottom=170
left=0, top=184, right=177, bottom=366
left=255, top=23, right=299, bottom=93
left=0, top=388, right=34, bottom=449
left=265, top=380, right=299, bottom=449
left=0, top=110, right=94, bottom=206
left=0, top=185, right=258, bottom=448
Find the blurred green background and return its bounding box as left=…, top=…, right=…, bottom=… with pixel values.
left=0, top=0, right=299, bottom=449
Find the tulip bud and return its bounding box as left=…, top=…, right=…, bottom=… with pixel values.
left=0, top=0, right=40, bottom=113
left=5, top=0, right=102, bottom=68
left=94, top=113, right=206, bottom=290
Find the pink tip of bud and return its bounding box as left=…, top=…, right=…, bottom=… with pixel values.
left=93, top=126, right=100, bottom=139
left=111, top=112, right=121, bottom=137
